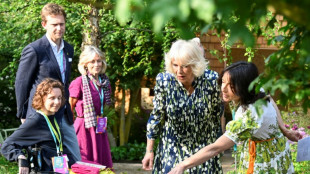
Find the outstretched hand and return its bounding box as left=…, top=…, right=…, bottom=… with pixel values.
left=285, top=130, right=302, bottom=142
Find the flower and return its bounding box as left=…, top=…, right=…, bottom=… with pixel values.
left=285, top=124, right=290, bottom=128
left=292, top=124, right=298, bottom=130
left=307, top=126, right=310, bottom=129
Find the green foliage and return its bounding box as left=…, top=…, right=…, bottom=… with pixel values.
left=104, top=105, right=117, bottom=126
left=0, top=0, right=84, bottom=128
left=257, top=23, right=310, bottom=112
left=281, top=108, right=310, bottom=173
left=0, top=0, right=44, bottom=128
left=100, top=10, right=179, bottom=91
left=114, top=0, right=310, bottom=112
left=0, top=155, right=18, bottom=173
left=111, top=141, right=146, bottom=161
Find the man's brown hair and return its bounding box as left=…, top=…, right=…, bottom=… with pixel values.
left=41, top=3, right=66, bottom=23
left=32, top=78, right=65, bottom=111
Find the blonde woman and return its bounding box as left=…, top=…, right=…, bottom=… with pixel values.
left=69, top=46, right=113, bottom=168
left=142, top=38, right=224, bottom=173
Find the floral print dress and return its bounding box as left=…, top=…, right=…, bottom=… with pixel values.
left=224, top=101, right=294, bottom=174
left=147, top=70, right=223, bottom=174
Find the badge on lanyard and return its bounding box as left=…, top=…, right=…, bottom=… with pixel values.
left=92, top=76, right=108, bottom=134
left=52, top=154, right=69, bottom=174
left=96, top=116, right=107, bottom=134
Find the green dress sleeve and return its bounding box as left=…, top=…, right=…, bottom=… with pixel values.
left=224, top=105, right=263, bottom=143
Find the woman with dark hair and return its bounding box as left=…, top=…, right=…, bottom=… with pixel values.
left=1, top=78, right=76, bottom=174
left=169, top=61, right=295, bottom=174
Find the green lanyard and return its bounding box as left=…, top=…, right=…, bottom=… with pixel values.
left=37, top=110, right=63, bottom=155
left=92, top=77, right=104, bottom=115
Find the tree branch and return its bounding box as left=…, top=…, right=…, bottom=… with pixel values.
left=66, top=0, right=113, bottom=10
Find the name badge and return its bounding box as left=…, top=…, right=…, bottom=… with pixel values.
left=96, top=116, right=107, bottom=134
left=52, top=154, right=69, bottom=174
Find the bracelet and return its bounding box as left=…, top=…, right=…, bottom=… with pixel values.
left=146, top=149, right=154, bottom=153
left=18, top=158, right=29, bottom=167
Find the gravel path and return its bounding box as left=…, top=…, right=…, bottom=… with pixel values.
left=113, top=149, right=235, bottom=174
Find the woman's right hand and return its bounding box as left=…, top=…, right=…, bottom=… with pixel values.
left=142, top=151, right=154, bottom=170
left=18, top=155, right=29, bottom=174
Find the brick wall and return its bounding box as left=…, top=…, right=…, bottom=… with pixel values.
left=198, top=30, right=279, bottom=74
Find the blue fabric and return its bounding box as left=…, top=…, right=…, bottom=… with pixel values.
left=60, top=116, right=81, bottom=162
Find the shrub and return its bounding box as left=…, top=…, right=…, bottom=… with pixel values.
left=111, top=141, right=146, bottom=161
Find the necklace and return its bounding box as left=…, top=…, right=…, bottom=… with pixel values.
left=186, top=85, right=194, bottom=95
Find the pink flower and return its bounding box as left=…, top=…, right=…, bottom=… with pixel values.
left=285, top=124, right=290, bottom=128
left=292, top=124, right=298, bottom=130
left=307, top=126, right=310, bottom=129
left=299, top=131, right=306, bottom=137
left=299, top=127, right=305, bottom=131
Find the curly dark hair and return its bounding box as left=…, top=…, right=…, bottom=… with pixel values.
left=32, top=78, right=65, bottom=110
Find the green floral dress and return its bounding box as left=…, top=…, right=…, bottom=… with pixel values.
left=224, top=101, right=294, bottom=174
left=147, top=70, right=223, bottom=174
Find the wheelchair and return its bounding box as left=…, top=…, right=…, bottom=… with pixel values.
left=26, top=145, right=61, bottom=174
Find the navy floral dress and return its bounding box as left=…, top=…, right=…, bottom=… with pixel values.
left=147, top=70, right=224, bottom=174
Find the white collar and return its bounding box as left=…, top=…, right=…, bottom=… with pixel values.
left=46, top=33, right=64, bottom=53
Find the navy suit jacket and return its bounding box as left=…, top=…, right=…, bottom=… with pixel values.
left=15, top=35, right=74, bottom=124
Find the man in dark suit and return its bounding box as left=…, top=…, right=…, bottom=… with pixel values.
left=15, top=3, right=81, bottom=162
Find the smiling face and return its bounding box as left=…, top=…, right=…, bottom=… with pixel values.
left=41, top=88, right=62, bottom=116
left=171, top=58, right=195, bottom=88
left=221, top=72, right=240, bottom=103
left=42, top=14, right=65, bottom=45
left=86, top=54, right=103, bottom=77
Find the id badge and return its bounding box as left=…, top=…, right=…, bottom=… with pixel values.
left=96, top=116, right=107, bottom=134
left=52, top=154, right=69, bottom=174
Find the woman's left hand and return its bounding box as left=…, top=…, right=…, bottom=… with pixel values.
left=19, top=166, right=29, bottom=174
left=168, top=164, right=185, bottom=174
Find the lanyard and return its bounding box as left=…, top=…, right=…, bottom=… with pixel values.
left=59, top=50, right=66, bottom=83
left=92, top=77, right=104, bottom=115
left=232, top=108, right=235, bottom=120
left=37, top=110, right=63, bottom=155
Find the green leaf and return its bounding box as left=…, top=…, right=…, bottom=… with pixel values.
left=179, top=0, right=190, bottom=21
left=191, top=0, right=215, bottom=23
left=115, top=0, right=131, bottom=25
